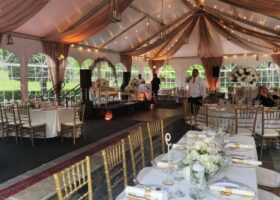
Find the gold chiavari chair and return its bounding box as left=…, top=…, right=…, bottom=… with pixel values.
left=183, top=99, right=196, bottom=127
left=19, top=105, right=46, bottom=146
left=207, top=109, right=236, bottom=135
left=235, top=106, right=259, bottom=136
left=253, top=107, right=280, bottom=160
left=102, top=139, right=127, bottom=200
left=61, top=103, right=86, bottom=145
left=194, top=105, right=208, bottom=130
left=147, top=119, right=165, bottom=161
left=53, top=156, right=93, bottom=200
left=0, top=104, right=7, bottom=139
left=3, top=103, right=21, bottom=144
left=127, top=127, right=145, bottom=179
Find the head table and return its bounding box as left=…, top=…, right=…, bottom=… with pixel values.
left=116, top=131, right=259, bottom=200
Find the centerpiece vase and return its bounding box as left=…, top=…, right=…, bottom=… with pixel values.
left=189, top=162, right=207, bottom=200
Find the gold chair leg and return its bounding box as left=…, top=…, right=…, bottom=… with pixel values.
left=30, top=129, right=34, bottom=146
left=260, top=139, right=264, bottom=160
left=73, top=127, right=76, bottom=146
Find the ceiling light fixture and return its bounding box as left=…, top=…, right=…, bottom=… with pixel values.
left=109, top=0, right=121, bottom=23
left=6, top=34, right=13, bottom=45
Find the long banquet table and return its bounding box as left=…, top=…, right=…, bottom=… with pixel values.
left=117, top=131, right=259, bottom=200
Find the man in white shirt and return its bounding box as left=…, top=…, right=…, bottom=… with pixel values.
left=187, top=69, right=206, bottom=112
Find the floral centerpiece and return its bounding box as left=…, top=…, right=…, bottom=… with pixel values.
left=125, top=78, right=140, bottom=93
left=227, top=65, right=259, bottom=85
left=182, top=137, right=222, bottom=178
left=95, top=78, right=109, bottom=90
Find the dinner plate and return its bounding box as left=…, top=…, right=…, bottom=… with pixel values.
left=208, top=180, right=256, bottom=200
left=230, top=155, right=258, bottom=168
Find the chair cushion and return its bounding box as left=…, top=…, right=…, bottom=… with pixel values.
left=8, top=120, right=21, bottom=126
left=255, top=129, right=279, bottom=137
left=62, top=121, right=83, bottom=126
left=258, top=189, right=280, bottom=200
left=237, top=128, right=253, bottom=136
left=22, top=121, right=45, bottom=128
left=257, top=167, right=280, bottom=188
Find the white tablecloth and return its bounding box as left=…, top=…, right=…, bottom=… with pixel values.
left=30, top=108, right=74, bottom=138
left=117, top=133, right=259, bottom=200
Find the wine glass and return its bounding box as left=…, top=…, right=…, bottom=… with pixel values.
left=221, top=152, right=232, bottom=181
left=173, top=165, right=185, bottom=198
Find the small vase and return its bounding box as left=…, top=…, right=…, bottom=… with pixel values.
left=189, top=162, right=206, bottom=200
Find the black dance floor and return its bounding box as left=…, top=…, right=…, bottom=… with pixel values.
left=0, top=119, right=140, bottom=183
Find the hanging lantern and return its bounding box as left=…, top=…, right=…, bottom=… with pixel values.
left=110, top=0, right=121, bottom=23
left=6, top=34, right=13, bottom=45
left=159, top=19, right=166, bottom=39
left=255, top=54, right=259, bottom=61
left=105, top=110, right=113, bottom=120
left=273, top=45, right=278, bottom=52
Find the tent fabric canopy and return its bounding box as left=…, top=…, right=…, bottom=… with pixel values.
left=0, top=0, right=280, bottom=60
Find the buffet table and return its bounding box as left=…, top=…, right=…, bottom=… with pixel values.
left=116, top=132, right=259, bottom=200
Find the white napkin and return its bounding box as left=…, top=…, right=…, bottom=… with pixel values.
left=225, top=143, right=254, bottom=149
left=156, top=161, right=177, bottom=170
left=232, top=158, right=262, bottom=166
left=209, top=185, right=255, bottom=197
left=172, top=144, right=188, bottom=151
left=125, top=186, right=164, bottom=200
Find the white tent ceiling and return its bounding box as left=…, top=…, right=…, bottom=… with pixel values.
left=9, top=0, right=280, bottom=58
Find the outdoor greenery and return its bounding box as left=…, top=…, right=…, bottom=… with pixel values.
left=159, top=65, right=177, bottom=89
left=186, top=64, right=206, bottom=79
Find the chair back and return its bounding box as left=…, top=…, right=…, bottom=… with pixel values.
left=208, top=109, right=236, bottom=134
left=235, top=106, right=258, bottom=134
left=128, top=127, right=145, bottom=179
left=261, top=107, right=280, bottom=135
left=18, top=106, right=32, bottom=128
left=183, top=100, right=195, bottom=124
left=194, top=105, right=208, bottom=127
left=4, top=103, right=20, bottom=125
left=73, top=103, right=85, bottom=125
left=147, top=119, right=165, bottom=161
left=102, top=139, right=127, bottom=200
left=0, top=104, right=5, bottom=124
left=53, top=156, right=93, bottom=200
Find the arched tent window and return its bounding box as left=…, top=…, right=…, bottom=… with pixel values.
left=256, top=62, right=280, bottom=88
left=92, top=62, right=115, bottom=86
left=64, top=57, right=80, bottom=91
left=81, top=59, right=93, bottom=69
left=219, top=63, right=237, bottom=93
left=131, top=64, right=139, bottom=79
left=115, top=63, right=126, bottom=86
left=186, top=64, right=206, bottom=79
left=0, top=48, right=21, bottom=103
left=143, top=66, right=152, bottom=83
left=28, top=53, right=51, bottom=99
left=159, top=65, right=177, bottom=89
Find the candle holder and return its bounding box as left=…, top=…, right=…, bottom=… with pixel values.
left=163, top=133, right=175, bottom=186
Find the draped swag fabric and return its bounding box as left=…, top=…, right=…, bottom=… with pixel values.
left=0, top=0, right=48, bottom=32
left=271, top=54, right=280, bottom=69
left=201, top=57, right=223, bottom=90
left=42, top=41, right=69, bottom=87
left=148, top=60, right=165, bottom=72
left=218, top=0, right=280, bottom=20
left=120, top=55, right=132, bottom=72
left=46, top=0, right=133, bottom=43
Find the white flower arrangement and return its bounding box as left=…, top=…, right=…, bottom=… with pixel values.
left=183, top=138, right=222, bottom=177
left=95, top=78, right=109, bottom=89
left=227, top=65, right=259, bottom=85
left=125, top=78, right=140, bottom=93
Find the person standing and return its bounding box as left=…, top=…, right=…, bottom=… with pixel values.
left=187, top=69, right=206, bottom=112
left=138, top=74, right=144, bottom=83
left=151, top=73, right=161, bottom=103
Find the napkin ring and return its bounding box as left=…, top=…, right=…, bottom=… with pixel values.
left=144, top=188, right=152, bottom=198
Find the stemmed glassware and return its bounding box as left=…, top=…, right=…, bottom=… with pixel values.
left=220, top=151, right=232, bottom=181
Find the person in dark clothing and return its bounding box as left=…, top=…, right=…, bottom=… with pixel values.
left=151, top=74, right=161, bottom=103
left=255, top=86, right=275, bottom=107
